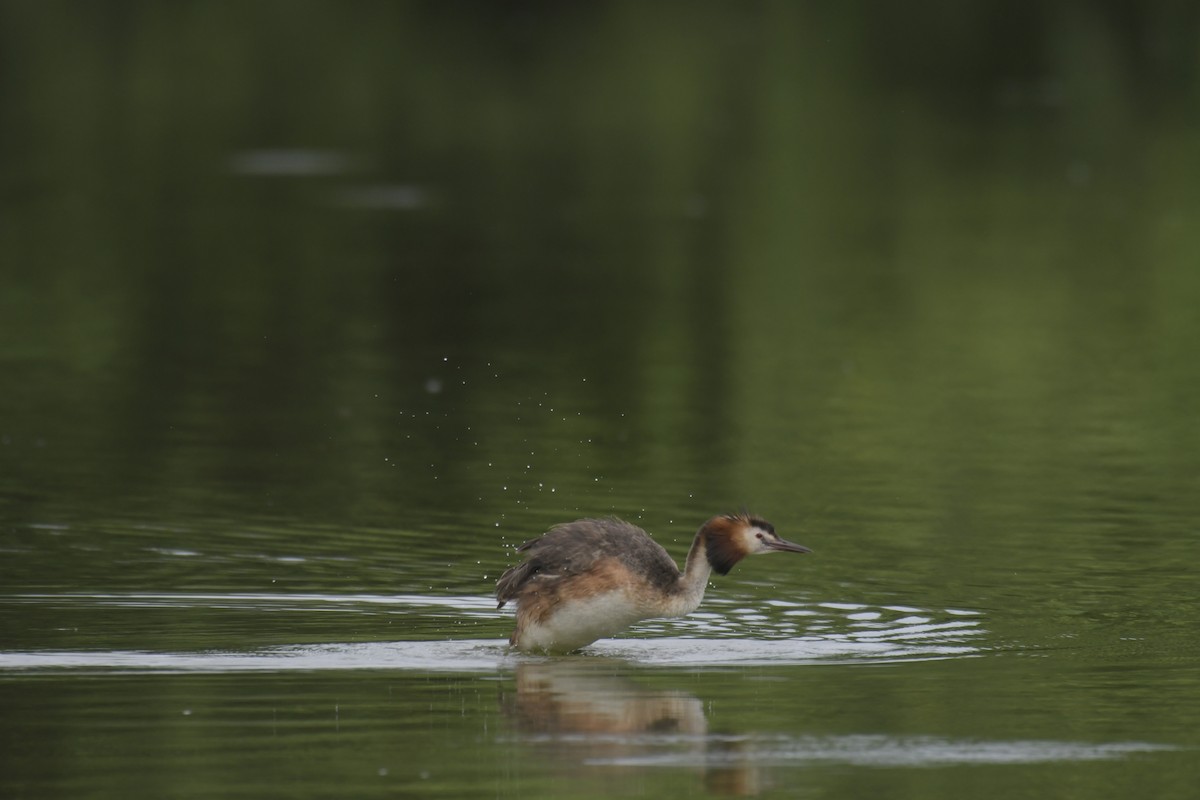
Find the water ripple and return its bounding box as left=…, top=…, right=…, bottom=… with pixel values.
left=580, top=733, right=1178, bottom=768
left=1, top=592, right=984, bottom=672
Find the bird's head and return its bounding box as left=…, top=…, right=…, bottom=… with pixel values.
left=701, top=512, right=811, bottom=575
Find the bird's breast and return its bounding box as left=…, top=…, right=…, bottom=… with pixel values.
left=515, top=590, right=650, bottom=652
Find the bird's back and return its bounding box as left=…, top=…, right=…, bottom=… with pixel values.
left=495, top=518, right=680, bottom=607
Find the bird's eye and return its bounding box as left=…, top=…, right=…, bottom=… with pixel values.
left=756, top=533, right=764, bottom=540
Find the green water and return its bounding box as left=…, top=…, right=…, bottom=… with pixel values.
left=3, top=3, right=1200, bottom=798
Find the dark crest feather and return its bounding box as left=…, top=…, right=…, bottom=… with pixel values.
left=705, top=534, right=740, bottom=575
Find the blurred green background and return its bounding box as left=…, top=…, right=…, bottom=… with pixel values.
left=4, top=4, right=1200, bottom=798
left=4, top=0, right=1200, bottom=616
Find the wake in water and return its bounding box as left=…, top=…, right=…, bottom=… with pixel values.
left=0, top=591, right=983, bottom=673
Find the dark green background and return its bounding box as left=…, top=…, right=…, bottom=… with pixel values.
left=3, top=3, right=1199, bottom=798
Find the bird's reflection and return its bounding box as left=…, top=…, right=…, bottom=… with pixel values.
left=503, top=660, right=766, bottom=796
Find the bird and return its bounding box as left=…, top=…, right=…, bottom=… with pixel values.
left=495, top=512, right=811, bottom=653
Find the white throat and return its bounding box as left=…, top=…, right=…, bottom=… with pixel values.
left=664, top=535, right=714, bottom=616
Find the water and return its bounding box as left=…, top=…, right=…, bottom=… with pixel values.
left=4, top=4, right=1200, bottom=798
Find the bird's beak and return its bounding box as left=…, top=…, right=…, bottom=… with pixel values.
left=766, top=537, right=812, bottom=554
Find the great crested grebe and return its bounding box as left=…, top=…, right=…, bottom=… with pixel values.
left=495, top=512, right=810, bottom=653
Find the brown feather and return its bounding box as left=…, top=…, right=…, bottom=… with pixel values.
left=496, top=518, right=681, bottom=608
left=700, top=516, right=744, bottom=576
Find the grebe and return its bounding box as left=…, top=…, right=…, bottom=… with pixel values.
left=495, top=512, right=810, bottom=653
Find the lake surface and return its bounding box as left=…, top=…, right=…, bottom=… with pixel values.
left=3, top=4, right=1200, bottom=798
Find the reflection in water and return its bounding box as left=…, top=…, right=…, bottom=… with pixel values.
left=331, top=184, right=429, bottom=211
left=504, top=661, right=766, bottom=796
left=506, top=661, right=706, bottom=736
left=0, top=593, right=1181, bottom=799
left=227, top=148, right=357, bottom=176
left=501, top=660, right=1176, bottom=797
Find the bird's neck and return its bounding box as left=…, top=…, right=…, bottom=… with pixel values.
left=668, top=531, right=714, bottom=615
